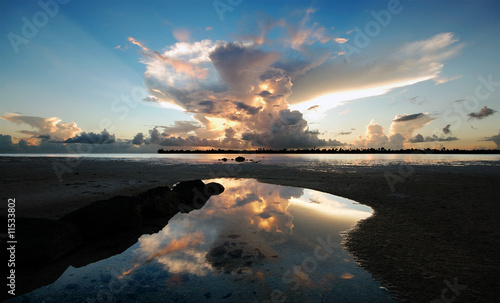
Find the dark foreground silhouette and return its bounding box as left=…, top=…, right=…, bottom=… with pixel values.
left=1, top=180, right=224, bottom=299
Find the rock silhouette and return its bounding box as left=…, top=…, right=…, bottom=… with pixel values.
left=3, top=180, right=224, bottom=298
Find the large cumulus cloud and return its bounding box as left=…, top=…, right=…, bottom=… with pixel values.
left=0, top=113, right=81, bottom=143
left=353, top=113, right=442, bottom=149
left=133, top=31, right=344, bottom=149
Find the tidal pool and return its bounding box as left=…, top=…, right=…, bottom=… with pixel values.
left=11, top=178, right=398, bottom=303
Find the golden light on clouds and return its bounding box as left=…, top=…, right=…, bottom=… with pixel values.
left=149, top=233, right=204, bottom=260
left=293, top=76, right=435, bottom=120
left=128, top=37, right=149, bottom=51
left=341, top=273, right=355, bottom=280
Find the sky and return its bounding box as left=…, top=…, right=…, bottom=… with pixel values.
left=1, top=0, right=499, bottom=153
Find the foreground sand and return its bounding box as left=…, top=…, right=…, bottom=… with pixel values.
left=1, top=156, right=499, bottom=302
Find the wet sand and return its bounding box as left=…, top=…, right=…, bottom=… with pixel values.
left=1, top=156, right=499, bottom=302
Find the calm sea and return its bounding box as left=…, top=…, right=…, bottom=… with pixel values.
left=1, top=153, right=499, bottom=167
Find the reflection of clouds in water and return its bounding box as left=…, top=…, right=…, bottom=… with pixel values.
left=291, top=189, right=372, bottom=220
left=156, top=249, right=213, bottom=276
left=132, top=179, right=301, bottom=277
left=234, top=193, right=261, bottom=207
left=132, top=179, right=371, bottom=278
left=16, top=179, right=393, bottom=303
left=279, top=186, right=304, bottom=200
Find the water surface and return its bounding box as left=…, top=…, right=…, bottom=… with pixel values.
left=9, top=178, right=397, bottom=303
left=1, top=153, right=499, bottom=167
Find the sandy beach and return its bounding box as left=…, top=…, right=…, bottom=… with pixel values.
left=1, top=156, right=499, bottom=302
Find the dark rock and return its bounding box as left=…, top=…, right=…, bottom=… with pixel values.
left=235, top=156, right=245, bottom=162
left=208, top=245, right=227, bottom=257
left=205, top=182, right=225, bottom=195
left=10, top=217, right=82, bottom=267
left=172, top=180, right=224, bottom=213
left=204, top=292, right=211, bottom=299
left=221, top=158, right=228, bottom=162
left=228, top=249, right=243, bottom=258
left=138, top=186, right=179, bottom=220
left=60, top=195, right=143, bottom=240
left=13, top=180, right=225, bottom=298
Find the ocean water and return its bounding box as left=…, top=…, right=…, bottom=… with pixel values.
left=8, top=179, right=398, bottom=303
left=1, top=153, right=499, bottom=167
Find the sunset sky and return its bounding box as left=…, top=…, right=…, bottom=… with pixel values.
left=1, top=0, right=499, bottom=152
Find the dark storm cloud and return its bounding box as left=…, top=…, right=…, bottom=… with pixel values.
left=233, top=101, right=262, bottom=115
left=393, top=113, right=425, bottom=122
left=483, top=130, right=500, bottom=149
left=467, top=106, right=497, bottom=120
left=409, top=134, right=459, bottom=143
left=442, top=124, right=452, bottom=134
left=63, top=129, right=116, bottom=144
left=337, top=131, right=352, bottom=136
left=209, top=42, right=280, bottom=92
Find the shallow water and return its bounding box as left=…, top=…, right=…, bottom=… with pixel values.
left=10, top=179, right=398, bottom=302
left=1, top=153, right=499, bottom=167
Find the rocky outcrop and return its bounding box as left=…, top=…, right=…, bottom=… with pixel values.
left=172, top=180, right=225, bottom=213
left=13, top=217, right=82, bottom=266
left=9, top=180, right=224, bottom=298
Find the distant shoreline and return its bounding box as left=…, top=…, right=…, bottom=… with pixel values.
left=158, top=148, right=500, bottom=154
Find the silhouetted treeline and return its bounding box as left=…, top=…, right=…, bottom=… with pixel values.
left=158, top=148, right=499, bottom=154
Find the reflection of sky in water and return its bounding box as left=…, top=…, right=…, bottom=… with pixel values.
left=11, top=179, right=398, bottom=303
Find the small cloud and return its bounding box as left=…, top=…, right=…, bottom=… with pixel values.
left=483, top=130, right=500, bottom=149
left=128, top=37, right=149, bottom=51
left=339, top=108, right=350, bottom=115
left=0, top=113, right=81, bottom=142
left=470, top=145, right=486, bottom=151
left=337, top=131, right=352, bottom=136
left=63, top=129, right=116, bottom=144
left=407, top=96, right=426, bottom=105
left=334, top=38, right=348, bottom=44
left=173, top=28, right=191, bottom=42
left=434, top=75, right=462, bottom=85
left=205, top=26, right=213, bottom=31
left=346, top=28, right=358, bottom=35
left=307, top=105, right=319, bottom=111
left=393, top=113, right=426, bottom=122
left=114, top=44, right=130, bottom=51
left=468, top=106, right=497, bottom=120
left=409, top=134, right=459, bottom=143
left=442, top=124, right=451, bottom=134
